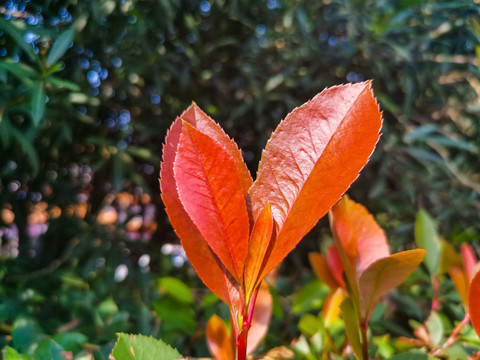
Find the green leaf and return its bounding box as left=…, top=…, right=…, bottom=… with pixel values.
left=158, top=277, right=193, bottom=304
left=415, top=209, right=440, bottom=275
left=97, top=297, right=119, bottom=320
left=10, top=125, right=40, bottom=175
left=0, top=18, right=38, bottom=63
left=298, top=313, right=323, bottom=337
left=33, top=339, right=65, bottom=360
left=46, top=27, right=75, bottom=66
left=0, top=60, right=38, bottom=81
left=111, top=333, right=182, bottom=360
left=47, top=76, right=80, bottom=91
left=152, top=297, right=196, bottom=334
left=52, top=332, right=88, bottom=353
left=31, top=82, right=46, bottom=126
left=340, top=297, right=363, bottom=360
left=389, top=349, right=428, bottom=360
left=2, top=346, right=31, bottom=360
left=426, top=312, right=444, bottom=345
left=11, top=318, right=44, bottom=355
left=292, top=279, right=328, bottom=314
left=269, top=284, right=285, bottom=319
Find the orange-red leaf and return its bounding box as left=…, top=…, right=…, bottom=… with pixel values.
left=469, top=268, right=480, bottom=337
left=160, top=113, right=231, bottom=305
left=174, top=122, right=250, bottom=282
left=330, top=195, right=390, bottom=275
left=248, top=82, right=382, bottom=278
left=180, top=104, right=253, bottom=193
left=206, top=314, right=234, bottom=360
left=461, top=243, right=477, bottom=280
left=247, top=281, right=273, bottom=355
left=449, top=265, right=469, bottom=305
left=358, top=249, right=425, bottom=323
left=308, top=252, right=339, bottom=290
left=244, top=204, right=274, bottom=298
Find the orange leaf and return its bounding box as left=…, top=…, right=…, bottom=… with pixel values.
left=206, top=315, right=235, bottom=360
left=244, top=204, right=274, bottom=299
left=449, top=265, right=469, bottom=305
left=358, top=249, right=426, bottom=323
left=175, top=122, right=250, bottom=282
left=160, top=114, right=231, bottom=305
left=248, top=82, right=382, bottom=279
left=308, top=252, right=339, bottom=290
left=247, top=281, right=273, bottom=355
left=469, top=268, right=480, bottom=337
left=461, top=243, right=477, bottom=280
left=330, top=195, right=390, bottom=275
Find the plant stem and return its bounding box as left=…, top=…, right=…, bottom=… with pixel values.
left=236, top=324, right=248, bottom=360
left=361, top=323, right=369, bottom=360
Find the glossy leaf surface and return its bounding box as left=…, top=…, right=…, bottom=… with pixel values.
left=358, top=249, right=426, bottom=322
left=206, top=315, right=234, bottom=360
left=175, top=122, right=249, bottom=282
left=248, top=82, right=382, bottom=278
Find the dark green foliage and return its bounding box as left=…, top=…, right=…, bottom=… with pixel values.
left=0, top=0, right=479, bottom=358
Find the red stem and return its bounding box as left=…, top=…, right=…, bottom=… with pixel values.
left=236, top=319, right=249, bottom=360
left=236, top=289, right=259, bottom=360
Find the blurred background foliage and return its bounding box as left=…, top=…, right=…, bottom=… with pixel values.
left=0, top=0, right=479, bottom=358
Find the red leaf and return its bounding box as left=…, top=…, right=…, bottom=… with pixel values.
left=160, top=113, right=231, bottom=304
left=309, top=252, right=339, bottom=290
left=206, top=314, right=234, bottom=360
left=461, top=243, right=477, bottom=280
left=330, top=195, right=390, bottom=275
left=244, top=203, right=274, bottom=298
left=327, top=244, right=345, bottom=288
left=247, top=281, right=273, bottom=355
left=248, top=82, right=382, bottom=278
left=469, top=268, right=480, bottom=337
left=174, top=122, right=250, bottom=282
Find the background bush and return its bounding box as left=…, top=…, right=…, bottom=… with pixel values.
left=0, top=0, right=479, bottom=358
